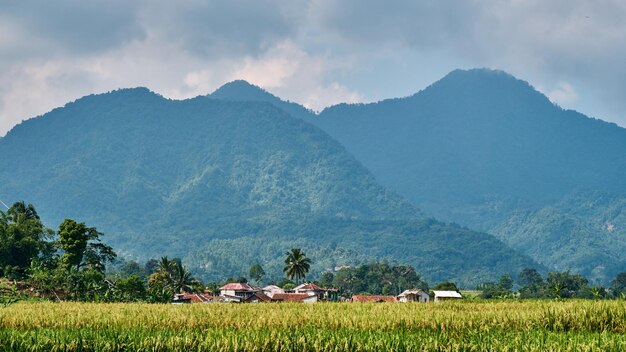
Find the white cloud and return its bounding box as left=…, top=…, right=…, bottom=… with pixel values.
left=1, top=0, right=626, bottom=135
left=546, top=82, right=579, bottom=106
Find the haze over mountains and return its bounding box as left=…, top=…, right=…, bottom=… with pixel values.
left=1, top=68, right=624, bottom=285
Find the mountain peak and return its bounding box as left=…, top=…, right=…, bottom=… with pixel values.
left=209, top=80, right=314, bottom=120
left=415, top=68, right=553, bottom=109
left=210, top=80, right=275, bottom=101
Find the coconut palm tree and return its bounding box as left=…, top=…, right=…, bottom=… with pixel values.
left=151, top=257, right=196, bottom=293
left=171, top=262, right=196, bottom=293
left=283, top=248, right=312, bottom=284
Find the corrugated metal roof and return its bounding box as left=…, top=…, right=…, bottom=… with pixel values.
left=219, top=283, right=256, bottom=291
left=245, top=292, right=272, bottom=302
left=294, top=283, right=324, bottom=291
left=398, top=289, right=427, bottom=297
left=433, top=290, right=463, bottom=298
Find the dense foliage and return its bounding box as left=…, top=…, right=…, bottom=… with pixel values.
left=183, top=217, right=539, bottom=286
left=328, top=262, right=428, bottom=296
left=209, top=70, right=626, bottom=285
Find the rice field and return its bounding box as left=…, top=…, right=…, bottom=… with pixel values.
left=1, top=300, right=626, bottom=351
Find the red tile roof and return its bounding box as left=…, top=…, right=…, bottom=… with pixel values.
left=219, top=283, right=256, bottom=291
left=296, top=283, right=324, bottom=291
left=352, top=295, right=397, bottom=303
left=181, top=292, right=214, bottom=303
left=245, top=292, right=272, bottom=302
left=271, top=293, right=313, bottom=302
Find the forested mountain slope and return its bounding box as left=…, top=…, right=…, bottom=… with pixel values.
left=209, top=69, right=626, bottom=284
left=0, top=88, right=536, bottom=285
left=315, top=69, right=626, bottom=283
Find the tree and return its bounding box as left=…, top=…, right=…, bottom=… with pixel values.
left=433, top=282, right=459, bottom=292
left=171, top=262, right=196, bottom=294
left=249, top=264, right=265, bottom=284
left=611, top=272, right=626, bottom=298
left=58, top=219, right=115, bottom=273
left=331, top=263, right=427, bottom=296
left=144, top=259, right=160, bottom=276
left=589, top=286, right=607, bottom=299
left=148, top=256, right=197, bottom=302
left=498, top=274, right=513, bottom=292
left=518, top=268, right=543, bottom=287
left=113, top=275, right=147, bottom=302
left=283, top=248, right=311, bottom=284
left=546, top=271, right=588, bottom=299
left=0, top=202, right=54, bottom=278
left=318, top=271, right=334, bottom=288
left=276, top=278, right=294, bottom=288
left=120, top=261, right=147, bottom=279
left=518, top=268, right=546, bottom=299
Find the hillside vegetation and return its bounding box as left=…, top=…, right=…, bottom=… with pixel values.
left=209, top=69, right=626, bottom=284
left=0, top=88, right=535, bottom=285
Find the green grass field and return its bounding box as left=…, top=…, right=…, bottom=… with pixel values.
left=1, top=300, right=626, bottom=351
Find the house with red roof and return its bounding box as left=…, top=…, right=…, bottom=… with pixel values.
left=219, top=282, right=260, bottom=302
left=172, top=292, right=216, bottom=304
left=294, top=282, right=338, bottom=301
left=270, top=293, right=318, bottom=303
left=262, top=285, right=284, bottom=298
left=245, top=292, right=272, bottom=303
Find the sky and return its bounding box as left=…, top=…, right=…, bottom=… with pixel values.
left=1, top=0, right=626, bottom=136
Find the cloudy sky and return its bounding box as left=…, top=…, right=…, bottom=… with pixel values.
left=1, top=0, right=625, bottom=135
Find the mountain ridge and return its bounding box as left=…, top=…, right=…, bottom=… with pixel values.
left=208, top=68, right=626, bottom=284
left=0, top=85, right=538, bottom=285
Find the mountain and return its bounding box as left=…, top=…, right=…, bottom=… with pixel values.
left=0, top=87, right=537, bottom=286
left=208, top=70, right=626, bottom=284
left=491, top=191, right=626, bottom=280
left=314, top=69, right=626, bottom=283
left=209, top=80, right=314, bottom=120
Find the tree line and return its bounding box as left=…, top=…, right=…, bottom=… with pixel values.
left=478, top=268, right=626, bottom=299
left=3, top=201, right=626, bottom=303
left=0, top=202, right=201, bottom=302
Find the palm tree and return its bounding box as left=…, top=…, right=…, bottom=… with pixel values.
left=283, top=248, right=312, bottom=284
left=152, top=257, right=196, bottom=293
left=171, top=262, right=196, bottom=293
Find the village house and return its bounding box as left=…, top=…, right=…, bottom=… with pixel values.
left=244, top=292, right=272, bottom=303
left=271, top=293, right=318, bottom=303
left=172, top=292, right=216, bottom=304
left=397, top=289, right=430, bottom=302
left=262, top=285, right=284, bottom=298
left=219, top=283, right=260, bottom=302
left=294, top=282, right=339, bottom=301
left=211, top=282, right=338, bottom=303
left=433, top=290, right=463, bottom=302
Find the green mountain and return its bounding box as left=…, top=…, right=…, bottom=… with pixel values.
left=314, top=69, right=626, bottom=284
left=210, top=80, right=314, bottom=120
left=491, top=192, right=626, bottom=281
left=0, top=87, right=536, bottom=286
left=208, top=70, right=626, bottom=284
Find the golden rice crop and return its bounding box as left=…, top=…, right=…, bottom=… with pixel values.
left=1, top=300, right=625, bottom=351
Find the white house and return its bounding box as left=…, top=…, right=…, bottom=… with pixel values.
left=397, top=289, right=430, bottom=302
left=262, top=285, right=284, bottom=298
left=219, top=283, right=259, bottom=300
left=433, top=290, right=463, bottom=302
left=294, top=283, right=331, bottom=300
